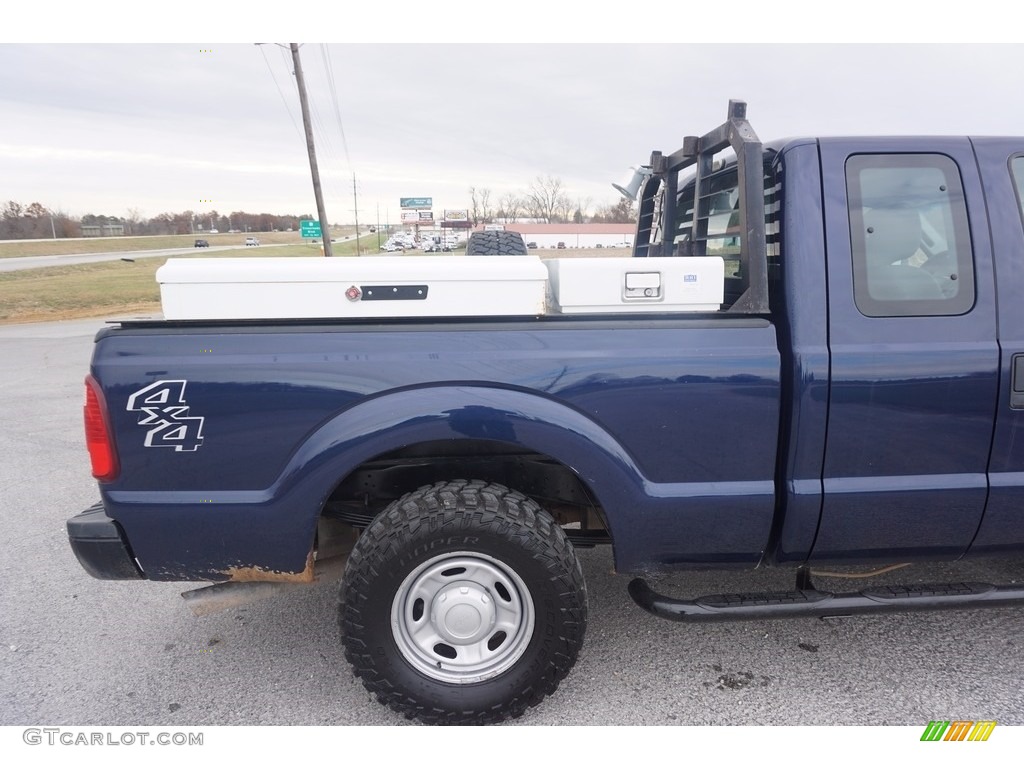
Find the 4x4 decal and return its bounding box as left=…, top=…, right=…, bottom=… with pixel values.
left=126, top=380, right=205, bottom=452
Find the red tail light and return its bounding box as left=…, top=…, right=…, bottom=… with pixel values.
left=84, top=375, right=119, bottom=482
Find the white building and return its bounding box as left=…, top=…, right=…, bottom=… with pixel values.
left=475, top=223, right=634, bottom=249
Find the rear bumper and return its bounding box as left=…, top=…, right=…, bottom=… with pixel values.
left=67, top=502, right=144, bottom=580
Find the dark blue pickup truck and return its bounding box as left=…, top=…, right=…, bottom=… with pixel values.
left=69, top=102, right=1024, bottom=724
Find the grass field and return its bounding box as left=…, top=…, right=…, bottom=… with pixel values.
left=0, top=237, right=368, bottom=324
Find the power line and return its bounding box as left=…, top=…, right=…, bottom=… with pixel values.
left=262, top=43, right=358, bottom=225
left=306, top=94, right=349, bottom=219
left=321, top=44, right=352, bottom=170
left=256, top=44, right=302, bottom=139
left=299, top=47, right=354, bottom=223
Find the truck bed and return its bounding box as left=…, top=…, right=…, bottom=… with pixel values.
left=91, top=314, right=780, bottom=580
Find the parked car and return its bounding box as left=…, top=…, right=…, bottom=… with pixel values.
left=526, top=241, right=538, bottom=249
left=194, top=239, right=209, bottom=248
left=556, top=242, right=567, bottom=249
left=245, top=237, right=260, bottom=246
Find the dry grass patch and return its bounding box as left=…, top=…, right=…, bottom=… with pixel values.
left=0, top=237, right=367, bottom=324
left=0, top=260, right=163, bottom=323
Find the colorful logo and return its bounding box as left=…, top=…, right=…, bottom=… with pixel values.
left=920, top=720, right=996, bottom=742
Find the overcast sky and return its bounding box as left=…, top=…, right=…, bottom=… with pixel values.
left=3, top=7, right=1022, bottom=225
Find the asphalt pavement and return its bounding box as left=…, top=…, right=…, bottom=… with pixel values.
left=0, top=234, right=364, bottom=272
left=0, top=244, right=265, bottom=272
left=1, top=317, right=1022, bottom=727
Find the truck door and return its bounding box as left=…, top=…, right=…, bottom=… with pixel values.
left=967, top=139, right=1024, bottom=555
left=812, top=138, right=999, bottom=562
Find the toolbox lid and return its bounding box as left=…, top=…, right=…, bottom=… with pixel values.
left=157, top=256, right=548, bottom=285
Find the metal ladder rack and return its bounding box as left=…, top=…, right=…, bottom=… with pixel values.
left=633, top=100, right=768, bottom=314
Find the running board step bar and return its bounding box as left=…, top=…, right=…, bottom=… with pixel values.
left=628, top=576, right=1024, bottom=622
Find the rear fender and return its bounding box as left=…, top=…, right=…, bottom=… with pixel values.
left=278, top=385, right=641, bottom=549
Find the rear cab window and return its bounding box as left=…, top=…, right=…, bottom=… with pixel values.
left=671, top=157, right=782, bottom=307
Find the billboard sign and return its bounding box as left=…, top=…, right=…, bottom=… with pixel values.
left=418, top=211, right=434, bottom=222
left=400, top=197, right=432, bottom=209
left=444, top=209, right=470, bottom=221
left=400, top=211, right=419, bottom=223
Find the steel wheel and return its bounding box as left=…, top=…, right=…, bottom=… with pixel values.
left=340, top=480, right=588, bottom=724
left=391, top=551, right=535, bottom=684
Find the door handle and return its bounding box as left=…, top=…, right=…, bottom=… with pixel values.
left=1013, top=354, right=1024, bottom=409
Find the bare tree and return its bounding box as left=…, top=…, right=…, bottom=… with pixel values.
left=526, top=175, right=568, bottom=223
left=497, top=192, right=522, bottom=222
left=0, top=203, right=311, bottom=240
left=593, top=197, right=638, bottom=223
left=125, top=208, right=143, bottom=236
left=522, top=192, right=544, bottom=221
left=554, top=193, right=574, bottom=223
left=469, top=187, right=481, bottom=225
left=479, top=188, right=493, bottom=223
left=1, top=201, right=58, bottom=239
left=574, top=196, right=593, bottom=224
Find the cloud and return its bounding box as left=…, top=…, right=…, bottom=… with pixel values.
left=3, top=43, right=1024, bottom=220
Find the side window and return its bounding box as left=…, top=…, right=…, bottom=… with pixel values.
left=1010, top=156, right=1024, bottom=225
left=847, top=154, right=974, bottom=317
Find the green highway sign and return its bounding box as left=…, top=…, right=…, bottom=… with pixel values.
left=400, top=197, right=432, bottom=209
left=300, top=220, right=322, bottom=238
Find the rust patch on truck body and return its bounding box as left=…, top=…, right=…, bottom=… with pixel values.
left=220, top=550, right=315, bottom=583
left=184, top=554, right=348, bottom=616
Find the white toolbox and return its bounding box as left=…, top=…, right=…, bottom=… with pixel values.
left=545, top=256, right=725, bottom=313
left=157, top=256, right=550, bottom=320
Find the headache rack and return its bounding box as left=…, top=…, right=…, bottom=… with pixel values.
left=632, top=99, right=768, bottom=314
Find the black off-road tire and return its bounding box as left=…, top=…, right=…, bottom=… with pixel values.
left=339, top=480, right=587, bottom=725
left=465, top=230, right=529, bottom=255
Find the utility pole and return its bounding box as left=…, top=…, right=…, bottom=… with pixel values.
left=290, top=43, right=333, bottom=257
left=352, top=173, right=360, bottom=256
left=376, top=204, right=381, bottom=251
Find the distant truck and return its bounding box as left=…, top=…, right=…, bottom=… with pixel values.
left=69, top=102, right=1024, bottom=724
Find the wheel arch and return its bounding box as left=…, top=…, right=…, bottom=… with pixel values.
left=275, top=386, right=645, bottom=559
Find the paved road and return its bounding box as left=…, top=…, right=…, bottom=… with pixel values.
left=1, top=317, right=1022, bottom=727
left=0, top=234, right=365, bottom=273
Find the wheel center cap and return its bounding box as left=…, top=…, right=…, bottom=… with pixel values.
left=445, top=604, right=482, bottom=638
left=433, top=581, right=495, bottom=643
